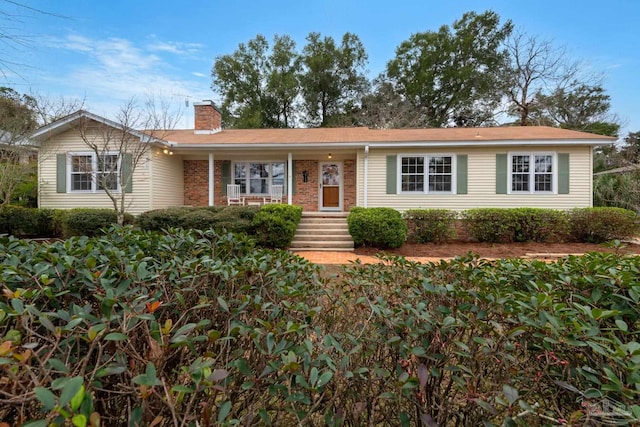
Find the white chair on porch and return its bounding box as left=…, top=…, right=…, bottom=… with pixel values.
left=227, top=184, right=245, bottom=205
left=263, top=184, right=283, bottom=204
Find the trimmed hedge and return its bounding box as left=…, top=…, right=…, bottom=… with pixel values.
left=348, top=207, right=407, bottom=249
left=404, top=209, right=457, bottom=244
left=0, top=205, right=54, bottom=238
left=569, top=207, right=640, bottom=243
left=61, top=208, right=134, bottom=238
left=462, top=208, right=570, bottom=243
left=462, top=207, right=638, bottom=243
left=252, top=203, right=303, bottom=249
left=137, top=206, right=258, bottom=235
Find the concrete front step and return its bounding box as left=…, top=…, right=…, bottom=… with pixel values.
left=292, top=213, right=354, bottom=251
left=293, top=234, right=353, bottom=242
left=290, top=240, right=354, bottom=249
left=295, top=227, right=349, bottom=233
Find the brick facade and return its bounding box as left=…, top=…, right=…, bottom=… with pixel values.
left=184, top=158, right=357, bottom=211
left=292, top=160, right=318, bottom=211
left=343, top=159, right=356, bottom=211
left=183, top=160, right=208, bottom=206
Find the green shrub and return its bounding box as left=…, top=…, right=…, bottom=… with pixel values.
left=136, top=207, right=192, bottom=230
left=2, top=227, right=640, bottom=425
left=0, top=206, right=55, bottom=238
left=61, top=208, right=132, bottom=237
left=137, top=206, right=258, bottom=234
left=463, top=208, right=570, bottom=243
left=213, top=206, right=257, bottom=234
left=336, top=253, right=640, bottom=426
left=569, top=207, right=640, bottom=243
left=404, top=209, right=457, bottom=243
left=462, top=208, right=520, bottom=242
left=252, top=203, right=302, bottom=248
left=348, top=207, right=407, bottom=248
left=0, top=226, right=324, bottom=425
left=179, top=208, right=217, bottom=230
left=51, top=209, right=69, bottom=238
left=512, top=207, right=570, bottom=242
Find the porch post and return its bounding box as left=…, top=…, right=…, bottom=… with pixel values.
left=287, top=152, right=293, bottom=205
left=208, top=152, right=214, bottom=206
left=363, top=145, right=369, bottom=207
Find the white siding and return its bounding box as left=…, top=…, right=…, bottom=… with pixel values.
left=38, top=128, right=152, bottom=215
left=149, top=151, right=184, bottom=209
left=363, top=146, right=592, bottom=211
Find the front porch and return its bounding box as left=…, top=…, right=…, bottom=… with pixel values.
left=182, top=156, right=357, bottom=212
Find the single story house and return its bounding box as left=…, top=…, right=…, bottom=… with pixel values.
left=31, top=100, right=614, bottom=215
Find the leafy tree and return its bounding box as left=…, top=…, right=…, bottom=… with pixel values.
left=299, top=32, right=368, bottom=127
left=594, top=171, right=640, bottom=212
left=267, top=35, right=301, bottom=128
left=0, top=87, right=38, bottom=207
left=212, top=34, right=300, bottom=128
left=355, top=79, right=430, bottom=129
left=384, top=10, right=512, bottom=127
left=534, top=82, right=619, bottom=136
left=620, top=131, right=640, bottom=164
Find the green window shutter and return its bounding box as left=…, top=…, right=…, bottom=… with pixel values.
left=56, top=153, right=67, bottom=193
left=122, top=153, right=133, bottom=193
left=221, top=161, right=230, bottom=195
left=386, top=155, right=397, bottom=194
left=496, top=153, right=508, bottom=194
left=558, top=153, right=570, bottom=194
left=291, top=160, right=296, bottom=195
left=456, top=155, right=468, bottom=194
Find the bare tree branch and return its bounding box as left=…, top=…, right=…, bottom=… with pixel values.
left=75, top=96, right=181, bottom=224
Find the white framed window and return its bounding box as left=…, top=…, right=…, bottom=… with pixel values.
left=509, top=152, right=555, bottom=194
left=399, top=154, right=455, bottom=194
left=68, top=152, right=121, bottom=192
left=233, top=161, right=285, bottom=195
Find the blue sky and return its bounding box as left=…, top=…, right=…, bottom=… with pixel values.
left=2, top=0, right=639, bottom=136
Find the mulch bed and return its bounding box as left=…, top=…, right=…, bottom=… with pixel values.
left=355, top=241, right=640, bottom=259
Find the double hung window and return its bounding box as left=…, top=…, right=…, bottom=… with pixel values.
left=400, top=155, right=454, bottom=193
left=510, top=153, right=554, bottom=193
left=69, top=152, right=120, bottom=192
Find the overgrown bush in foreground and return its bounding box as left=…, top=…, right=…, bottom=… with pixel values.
left=1, top=227, right=639, bottom=425
left=0, top=226, right=325, bottom=425
left=348, top=207, right=407, bottom=248
left=333, top=251, right=640, bottom=425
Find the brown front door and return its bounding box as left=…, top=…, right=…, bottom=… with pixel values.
left=320, top=162, right=341, bottom=210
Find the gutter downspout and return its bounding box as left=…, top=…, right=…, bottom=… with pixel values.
left=287, top=153, right=293, bottom=205
left=208, top=152, right=214, bottom=206
left=363, top=145, right=369, bottom=208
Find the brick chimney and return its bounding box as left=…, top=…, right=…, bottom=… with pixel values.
left=193, top=100, right=222, bottom=133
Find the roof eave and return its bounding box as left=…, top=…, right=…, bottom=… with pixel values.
left=170, top=138, right=613, bottom=149
left=31, top=110, right=170, bottom=147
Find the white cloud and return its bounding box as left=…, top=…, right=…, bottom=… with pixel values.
left=147, top=41, right=204, bottom=55
left=41, top=34, right=211, bottom=122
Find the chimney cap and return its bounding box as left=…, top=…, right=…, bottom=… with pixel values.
left=193, top=100, right=215, bottom=107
